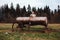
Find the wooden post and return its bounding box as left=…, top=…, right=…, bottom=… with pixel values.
left=12, top=23, right=15, bottom=32
left=28, top=22, right=31, bottom=31
left=45, top=24, right=48, bottom=33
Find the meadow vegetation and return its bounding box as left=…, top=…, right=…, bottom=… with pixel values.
left=0, top=23, right=60, bottom=40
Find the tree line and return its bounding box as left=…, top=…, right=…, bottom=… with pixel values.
left=0, top=3, right=60, bottom=23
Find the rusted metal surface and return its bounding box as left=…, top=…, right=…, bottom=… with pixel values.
left=16, top=17, right=48, bottom=24
left=13, top=17, right=48, bottom=32
left=16, top=17, right=47, bottom=21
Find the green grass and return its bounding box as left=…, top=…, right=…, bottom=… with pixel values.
left=0, top=23, right=60, bottom=40
left=0, top=32, right=60, bottom=40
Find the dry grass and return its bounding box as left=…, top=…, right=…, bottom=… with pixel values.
left=0, top=23, right=60, bottom=40
left=48, top=24, right=60, bottom=29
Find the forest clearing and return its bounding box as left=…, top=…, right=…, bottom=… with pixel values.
left=0, top=23, right=60, bottom=40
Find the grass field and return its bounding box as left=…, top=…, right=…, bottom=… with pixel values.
left=0, top=23, right=60, bottom=40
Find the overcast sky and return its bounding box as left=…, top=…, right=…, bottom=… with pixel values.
left=0, top=0, right=60, bottom=10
